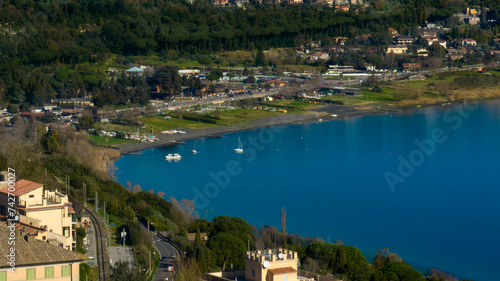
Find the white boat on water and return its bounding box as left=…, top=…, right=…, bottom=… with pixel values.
left=191, top=142, right=198, bottom=154
left=165, top=153, right=182, bottom=160
left=234, top=137, right=243, bottom=153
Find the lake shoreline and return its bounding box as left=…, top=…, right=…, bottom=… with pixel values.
left=114, top=96, right=498, bottom=156
left=115, top=104, right=376, bottom=155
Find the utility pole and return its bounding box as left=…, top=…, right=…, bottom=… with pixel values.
left=95, top=192, right=98, bottom=213
left=108, top=213, right=111, bottom=248
left=83, top=183, right=87, bottom=207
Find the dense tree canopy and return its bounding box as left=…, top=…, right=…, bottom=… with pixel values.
left=0, top=0, right=498, bottom=107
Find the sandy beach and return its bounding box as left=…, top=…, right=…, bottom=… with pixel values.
left=116, top=104, right=374, bottom=155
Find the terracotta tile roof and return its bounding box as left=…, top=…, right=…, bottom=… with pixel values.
left=0, top=221, right=44, bottom=235
left=269, top=267, right=297, bottom=275
left=0, top=225, right=86, bottom=267
left=0, top=180, right=43, bottom=196
left=19, top=112, right=45, bottom=117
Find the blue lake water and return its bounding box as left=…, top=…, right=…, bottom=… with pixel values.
left=113, top=100, right=500, bottom=281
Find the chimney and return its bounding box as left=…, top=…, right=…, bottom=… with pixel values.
left=24, top=234, right=34, bottom=243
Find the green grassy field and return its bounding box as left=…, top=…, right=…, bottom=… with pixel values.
left=217, top=109, right=281, bottom=124
left=141, top=115, right=219, bottom=131
left=142, top=109, right=282, bottom=129
left=87, top=134, right=133, bottom=146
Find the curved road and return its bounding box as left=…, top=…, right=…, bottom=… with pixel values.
left=153, top=233, right=181, bottom=281
left=138, top=219, right=182, bottom=281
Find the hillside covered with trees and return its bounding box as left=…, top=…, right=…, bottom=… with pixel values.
left=1, top=0, right=499, bottom=108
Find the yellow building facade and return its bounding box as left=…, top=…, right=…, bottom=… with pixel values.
left=0, top=225, right=85, bottom=281
left=245, top=249, right=299, bottom=281
left=0, top=180, right=76, bottom=251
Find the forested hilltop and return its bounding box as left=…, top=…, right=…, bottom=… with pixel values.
left=2, top=0, right=500, bottom=107
left=0, top=0, right=427, bottom=57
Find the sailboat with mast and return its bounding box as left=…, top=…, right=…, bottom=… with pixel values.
left=234, top=137, right=243, bottom=153
left=191, top=140, right=198, bottom=154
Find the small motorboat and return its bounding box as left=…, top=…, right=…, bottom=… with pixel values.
left=165, top=154, right=182, bottom=160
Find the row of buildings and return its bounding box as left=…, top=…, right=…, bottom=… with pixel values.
left=0, top=174, right=87, bottom=280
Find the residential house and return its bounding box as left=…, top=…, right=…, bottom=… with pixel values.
left=19, top=112, right=45, bottom=120
left=0, top=111, right=11, bottom=124
left=394, top=35, right=415, bottom=45
left=332, top=36, right=348, bottom=45
left=447, top=48, right=467, bottom=60
left=308, top=52, right=330, bottom=61
left=416, top=48, right=429, bottom=57
left=465, top=16, right=480, bottom=24
left=422, top=31, right=437, bottom=38
left=0, top=225, right=86, bottom=281
left=437, top=40, right=447, bottom=48
left=426, top=37, right=447, bottom=48
left=402, top=63, right=422, bottom=72
left=335, top=5, right=349, bottom=12
left=425, top=22, right=437, bottom=28
left=265, top=79, right=287, bottom=87
left=0, top=180, right=77, bottom=251
left=186, top=232, right=209, bottom=243
left=386, top=45, right=408, bottom=54
left=462, top=39, right=477, bottom=46
left=43, top=106, right=62, bottom=116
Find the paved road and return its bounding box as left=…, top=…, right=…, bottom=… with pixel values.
left=138, top=219, right=181, bottom=281
left=153, top=233, right=180, bottom=281
left=84, top=219, right=97, bottom=266
left=108, top=89, right=279, bottom=116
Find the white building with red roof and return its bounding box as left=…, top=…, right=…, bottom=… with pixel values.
left=462, top=38, right=477, bottom=46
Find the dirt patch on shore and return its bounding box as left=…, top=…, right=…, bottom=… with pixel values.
left=309, top=104, right=372, bottom=118
left=396, top=97, right=448, bottom=107
left=449, top=87, right=500, bottom=100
